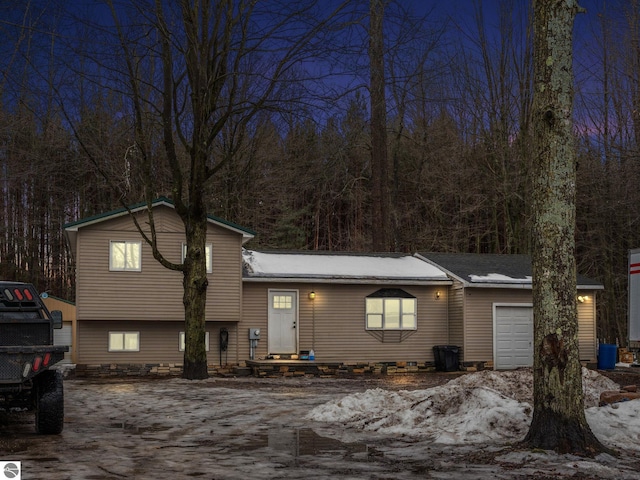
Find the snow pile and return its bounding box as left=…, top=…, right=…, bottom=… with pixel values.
left=306, top=378, right=530, bottom=444
left=447, top=367, right=619, bottom=408
left=307, top=368, right=637, bottom=448
left=587, top=400, right=640, bottom=450
left=582, top=367, right=622, bottom=407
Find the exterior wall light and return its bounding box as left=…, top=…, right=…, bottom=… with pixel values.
left=309, top=291, right=316, bottom=300
left=577, top=295, right=588, bottom=303
left=436, top=291, right=441, bottom=299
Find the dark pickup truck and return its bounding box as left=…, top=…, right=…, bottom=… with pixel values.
left=0, top=282, right=68, bottom=434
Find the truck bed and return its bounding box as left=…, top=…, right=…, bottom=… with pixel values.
left=0, top=345, right=68, bottom=384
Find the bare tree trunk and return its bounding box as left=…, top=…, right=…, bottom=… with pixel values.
left=369, top=0, right=390, bottom=252
left=523, top=0, right=610, bottom=456
left=181, top=204, right=209, bottom=379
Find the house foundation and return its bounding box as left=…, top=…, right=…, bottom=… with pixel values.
left=69, top=360, right=487, bottom=378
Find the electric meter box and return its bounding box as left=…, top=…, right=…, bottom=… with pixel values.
left=249, top=328, right=261, bottom=340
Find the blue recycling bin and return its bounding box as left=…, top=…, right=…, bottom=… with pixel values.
left=597, top=344, right=617, bottom=370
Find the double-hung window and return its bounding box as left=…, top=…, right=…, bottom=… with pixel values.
left=108, top=332, right=140, bottom=352
left=366, top=289, right=417, bottom=330
left=110, top=241, right=142, bottom=271
left=182, top=243, right=213, bottom=273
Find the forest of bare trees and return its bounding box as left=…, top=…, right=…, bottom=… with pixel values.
left=1, top=0, right=639, bottom=347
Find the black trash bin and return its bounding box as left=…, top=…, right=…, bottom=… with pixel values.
left=433, top=345, right=460, bottom=372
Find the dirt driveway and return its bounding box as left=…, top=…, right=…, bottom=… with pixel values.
left=1, top=372, right=639, bottom=480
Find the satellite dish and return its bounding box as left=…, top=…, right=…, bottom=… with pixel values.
left=41, top=292, right=49, bottom=299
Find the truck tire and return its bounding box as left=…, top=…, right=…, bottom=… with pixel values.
left=35, top=369, right=64, bottom=434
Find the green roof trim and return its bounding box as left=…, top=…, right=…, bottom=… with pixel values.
left=63, top=196, right=256, bottom=237
left=43, top=294, right=75, bottom=306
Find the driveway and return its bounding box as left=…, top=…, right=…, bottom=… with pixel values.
left=1, top=373, right=639, bottom=479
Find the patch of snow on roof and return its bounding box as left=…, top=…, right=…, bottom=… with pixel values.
left=469, top=273, right=532, bottom=283
left=243, top=250, right=448, bottom=280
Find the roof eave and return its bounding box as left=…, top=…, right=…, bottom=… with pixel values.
left=63, top=197, right=256, bottom=240
left=243, top=276, right=453, bottom=286
left=461, top=282, right=604, bottom=290
left=63, top=198, right=174, bottom=232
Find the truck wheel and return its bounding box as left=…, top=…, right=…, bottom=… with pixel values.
left=35, top=369, right=64, bottom=434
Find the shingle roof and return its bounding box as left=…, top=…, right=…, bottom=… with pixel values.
left=417, top=252, right=603, bottom=289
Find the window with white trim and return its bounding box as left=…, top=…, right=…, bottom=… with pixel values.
left=109, top=241, right=142, bottom=271
left=108, top=332, right=140, bottom=352
left=182, top=243, right=213, bottom=273
left=366, top=289, right=417, bottom=330
left=179, top=332, right=210, bottom=351
left=272, top=295, right=293, bottom=309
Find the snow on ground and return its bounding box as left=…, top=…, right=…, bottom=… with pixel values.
left=307, top=367, right=640, bottom=451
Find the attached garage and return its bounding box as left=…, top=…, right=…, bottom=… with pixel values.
left=493, top=304, right=533, bottom=370
left=417, top=252, right=603, bottom=369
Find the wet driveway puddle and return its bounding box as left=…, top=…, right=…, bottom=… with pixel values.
left=109, top=421, right=172, bottom=434
left=229, top=427, right=381, bottom=459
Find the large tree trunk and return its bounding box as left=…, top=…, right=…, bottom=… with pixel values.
left=369, top=0, right=390, bottom=252
left=523, top=0, right=609, bottom=456
left=181, top=206, right=209, bottom=380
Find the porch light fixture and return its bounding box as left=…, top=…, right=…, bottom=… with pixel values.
left=577, top=295, right=588, bottom=303
left=436, top=291, right=441, bottom=299
left=309, top=291, right=316, bottom=300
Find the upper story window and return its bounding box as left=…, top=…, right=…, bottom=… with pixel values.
left=182, top=243, right=213, bottom=273
left=109, top=241, right=142, bottom=271
left=365, top=288, right=417, bottom=330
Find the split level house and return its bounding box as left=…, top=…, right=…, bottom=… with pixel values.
left=63, top=198, right=602, bottom=373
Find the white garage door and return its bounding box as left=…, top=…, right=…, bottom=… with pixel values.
left=494, top=305, right=533, bottom=370
left=54, top=323, right=72, bottom=364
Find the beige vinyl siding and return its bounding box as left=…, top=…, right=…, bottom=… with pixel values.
left=42, top=297, right=76, bottom=321
left=448, top=286, right=464, bottom=353
left=239, top=284, right=270, bottom=361
left=75, top=206, right=243, bottom=322
left=208, top=228, right=244, bottom=322
left=242, top=282, right=448, bottom=364
left=462, top=288, right=533, bottom=362
left=577, top=293, right=597, bottom=362
left=77, top=320, right=237, bottom=364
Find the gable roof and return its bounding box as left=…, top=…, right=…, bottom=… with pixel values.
left=243, top=250, right=452, bottom=285
left=64, top=197, right=256, bottom=249
left=416, top=252, right=603, bottom=290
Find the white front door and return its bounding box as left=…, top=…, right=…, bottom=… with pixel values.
left=494, top=305, right=533, bottom=370
left=268, top=290, right=298, bottom=354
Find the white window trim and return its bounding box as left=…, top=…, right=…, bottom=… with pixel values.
left=179, top=331, right=210, bottom=351
left=182, top=243, right=213, bottom=274
left=109, top=240, right=142, bottom=272
left=365, top=297, right=417, bottom=331
left=108, top=331, right=140, bottom=352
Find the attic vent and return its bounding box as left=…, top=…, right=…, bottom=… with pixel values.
left=366, top=288, right=415, bottom=299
